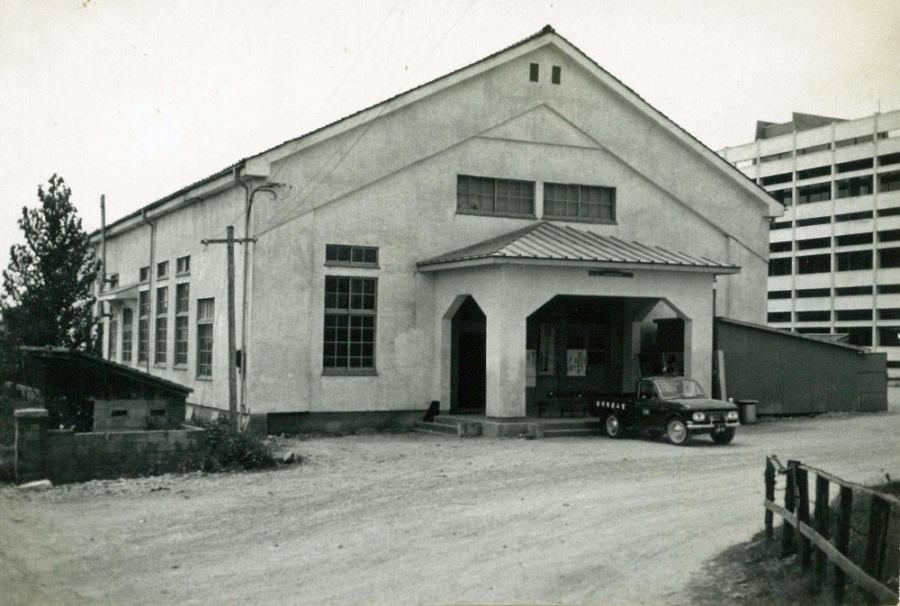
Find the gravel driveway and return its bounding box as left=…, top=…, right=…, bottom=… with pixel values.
left=2, top=404, right=898, bottom=606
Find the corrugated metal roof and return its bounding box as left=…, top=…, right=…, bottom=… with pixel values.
left=418, top=222, right=740, bottom=272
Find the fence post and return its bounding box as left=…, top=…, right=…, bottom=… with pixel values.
left=833, top=486, right=853, bottom=603
left=765, top=458, right=776, bottom=540
left=814, top=475, right=830, bottom=589
left=863, top=495, right=891, bottom=585
left=795, top=465, right=811, bottom=568
left=781, top=460, right=797, bottom=557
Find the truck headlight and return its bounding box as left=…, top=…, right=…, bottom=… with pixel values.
left=726, top=411, right=739, bottom=421
left=692, top=412, right=706, bottom=422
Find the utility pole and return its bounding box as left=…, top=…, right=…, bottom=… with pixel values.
left=201, top=226, right=254, bottom=431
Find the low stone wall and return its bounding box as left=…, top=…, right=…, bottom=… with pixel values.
left=15, top=408, right=206, bottom=484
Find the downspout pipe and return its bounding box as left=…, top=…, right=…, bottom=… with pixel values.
left=235, top=163, right=279, bottom=418
left=141, top=209, right=155, bottom=373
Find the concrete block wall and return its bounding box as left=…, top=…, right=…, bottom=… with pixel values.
left=15, top=408, right=206, bottom=484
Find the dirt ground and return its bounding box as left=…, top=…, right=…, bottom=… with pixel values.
left=2, top=403, right=899, bottom=606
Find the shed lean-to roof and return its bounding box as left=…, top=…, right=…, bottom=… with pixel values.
left=417, top=222, right=740, bottom=274
left=92, top=25, right=779, bottom=241
left=21, top=347, right=193, bottom=396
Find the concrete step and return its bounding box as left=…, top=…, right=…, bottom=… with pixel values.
left=538, top=427, right=605, bottom=438
left=412, top=421, right=458, bottom=435
left=531, top=420, right=602, bottom=431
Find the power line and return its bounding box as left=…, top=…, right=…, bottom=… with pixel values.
left=253, top=0, right=479, bottom=241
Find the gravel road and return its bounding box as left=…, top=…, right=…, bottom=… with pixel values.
left=2, top=404, right=898, bottom=606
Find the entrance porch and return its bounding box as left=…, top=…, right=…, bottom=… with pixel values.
left=419, top=222, right=739, bottom=420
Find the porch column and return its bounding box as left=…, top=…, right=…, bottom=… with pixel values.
left=669, top=294, right=714, bottom=396
left=483, top=305, right=527, bottom=418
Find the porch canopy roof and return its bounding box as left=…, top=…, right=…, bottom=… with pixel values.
left=417, top=222, right=740, bottom=274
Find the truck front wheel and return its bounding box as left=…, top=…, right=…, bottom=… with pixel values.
left=711, top=427, right=735, bottom=445
left=666, top=418, right=692, bottom=446
left=605, top=414, right=624, bottom=438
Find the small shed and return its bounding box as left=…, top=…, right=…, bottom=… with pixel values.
left=715, top=317, right=887, bottom=414
left=20, top=347, right=192, bottom=431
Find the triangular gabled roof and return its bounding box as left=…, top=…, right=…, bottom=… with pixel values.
left=417, top=222, right=740, bottom=274
left=94, top=25, right=779, bottom=239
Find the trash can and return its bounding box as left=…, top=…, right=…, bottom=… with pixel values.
left=737, top=400, right=758, bottom=424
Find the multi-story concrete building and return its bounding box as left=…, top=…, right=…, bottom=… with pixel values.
left=91, top=27, right=780, bottom=431
left=720, top=110, right=900, bottom=377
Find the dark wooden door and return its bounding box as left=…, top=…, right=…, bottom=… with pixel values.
left=457, top=330, right=486, bottom=412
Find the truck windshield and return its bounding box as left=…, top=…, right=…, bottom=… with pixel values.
left=655, top=378, right=706, bottom=399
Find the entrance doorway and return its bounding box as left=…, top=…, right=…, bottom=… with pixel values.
left=451, top=296, right=486, bottom=413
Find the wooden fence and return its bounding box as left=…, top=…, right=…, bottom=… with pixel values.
left=764, top=455, right=899, bottom=604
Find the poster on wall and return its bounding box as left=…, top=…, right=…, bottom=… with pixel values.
left=567, top=349, right=587, bottom=377
left=526, top=349, right=537, bottom=387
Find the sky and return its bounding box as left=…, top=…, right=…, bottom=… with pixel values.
left=2, top=0, right=899, bottom=272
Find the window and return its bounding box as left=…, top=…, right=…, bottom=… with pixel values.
left=835, top=210, right=873, bottom=222
left=797, top=236, right=830, bottom=250
left=760, top=151, right=791, bottom=164
left=836, top=232, right=873, bottom=246
left=139, top=266, right=150, bottom=283
left=835, top=309, right=871, bottom=321
left=835, top=135, right=872, bottom=148
left=879, top=247, right=900, bottom=268
left=797, top=310, right=830, bottom=322
left=836, top=285, right=873, bottom=296
left=879, top=308, right=900, bottom=320
left=797, top=183, right=830, bottom=204
left=836, top=176, right=873, bottom=198
left=769, top=189, right=792, bottom=205
left=878, top=284, right=900, bottom=294
left=879, top=171, right=900, bottom=193
left=323, top=276, right=376, bottom=371
left=155, top=286, right=168, bottom=365
left=879, top=229, right=900, bottom=243
left=770, top=241, right=792, bottom=253
left=836, top=250, right=872, bottom=271
left=771, top=220, right=792, bottom=231
left=175, top=283, right=189, bottom=366
left=797, top=253, right=830, bottom=274
left=543, top=182, right=615, bottom=222
left=796, top=216, right=831, bottom=227
left=797, top=166, right=830, bottom=180
left=121, top=308, right=133, bottom=363
left=761, top=172, right=792, bottom=186
left=176, top=255, right=190, bottom=275
left=879, top=206, right=900, bottom=217
left=796, top=288, right=830, bottom=298
left=529, top=63, right=539, bottom=82
left=768, top=312, right=791, bottom=323
left=796, top=327, right=830, bottom=334
left=108, top=313, right=118, bottom=361
left=878, top=151, right=900, bottom=167
left=797, top=143, right=830, bottom=156
left=768, top=257, right=792, bottom=276
left=844, top=327, right=873, bottom=347
left=879, top=327, right=900, bottom=347
left=551, top=65, right=561, bottom=84
left=457, top=175, right=535, bottom=217
left=768, top=290, right=792, bottom=299
left=835, top=158, right=873, bottom=173
left=325, top=244, right=378, bottom=266
left=197, top=298, right=215, bottom=378
left=138, top=291, right=149, bottom=363
left=157, top=261, right=168, bottom=279
left=106, top=273, right=119, bottom=288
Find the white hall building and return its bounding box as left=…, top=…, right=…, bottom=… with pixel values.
left=92, top=27, right=780, bottom=432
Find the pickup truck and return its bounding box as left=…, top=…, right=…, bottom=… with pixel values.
left=590, top=376, right=740, bottom=446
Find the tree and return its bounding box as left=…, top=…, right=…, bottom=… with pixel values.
left=2, top=174, right=100, bottom=351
